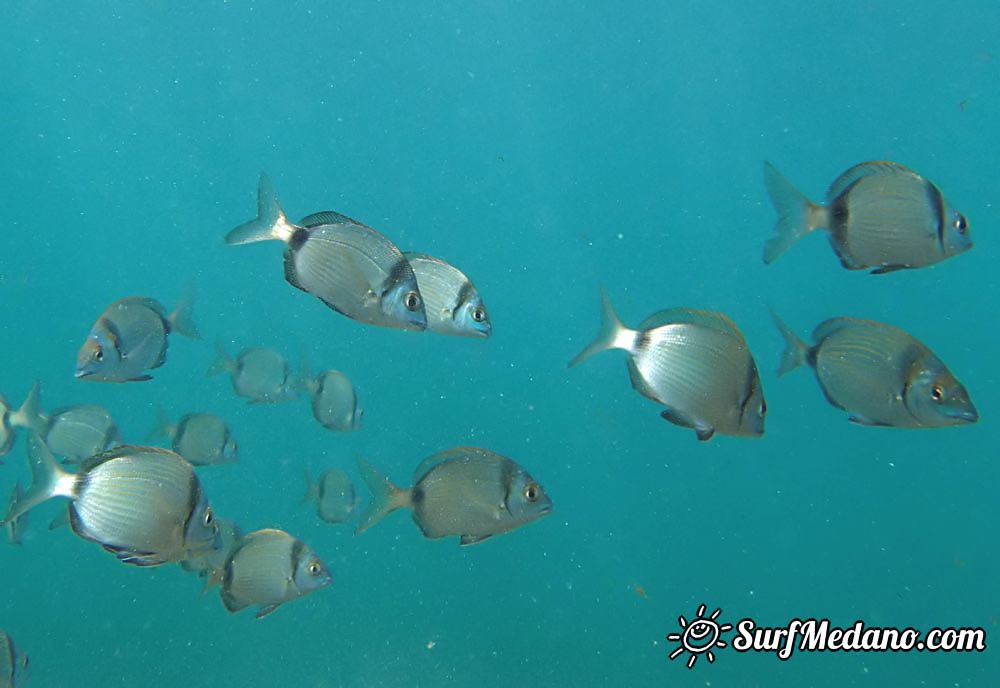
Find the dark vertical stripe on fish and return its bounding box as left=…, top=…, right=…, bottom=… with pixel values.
left=385, top=257, right=413, bottom=294
left=925, top=182, right=946, bottom=253
left=290, top=538, right=306, bottom=573
left=180, top=471, right=202, bottom=536
left=454, top=280, right=474, bottom=313
left=100, top=317, right=126, bottom=359
left=289, top=227, right=309, bottom=251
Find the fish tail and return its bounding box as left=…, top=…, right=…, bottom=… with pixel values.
left=169, top=284, right=201, bottom=340
left=2, top=433, right=75, bottom=527
left=9, top=380, right=44, bottom=431
left=568, top=288, right=634, bottom=368
left=207, top=342, right=234, bottom=377
left=762, top=162, right=822, bottom=264
left=224, top=174, right=295, bottom=245
left=301, top=467, right=318, bottom=505
left=769, top=308, right=809, bottom=376
left=201, top=567, right=225, bottom=595
left=147, top=406, right=173, bottom=442
left=355, top=458, right=412, bottom=535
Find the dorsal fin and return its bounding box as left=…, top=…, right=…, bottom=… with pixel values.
left=638, top=308, right=741, bottom=338
left=826, top=161, right=921, bottom=202
left=299, top=210, right=363, bottom=228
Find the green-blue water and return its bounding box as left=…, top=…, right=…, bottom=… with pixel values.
left=1, top=2, right=997, bottom=686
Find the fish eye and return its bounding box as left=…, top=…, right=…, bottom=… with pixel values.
left=94, top=347, right=104, bottom=362
left=308, top=560, right=322, bottom=576
left=472, top=306, right=486, bottom=323
left=203, top=509, right=214, bottom=527
left=955, top=214, right=968, bottom=234
left=404, top=291, right=421, bottom=311
left=931, top=385, right=944, bottom=401
left=524, top=483, right=540, bottom=503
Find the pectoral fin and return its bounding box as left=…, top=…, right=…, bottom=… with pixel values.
left=848, top=415, right=892, bottom=427
left=459, top=534, right=493, bottom=546
left=870, top=265, right=907, bottom=275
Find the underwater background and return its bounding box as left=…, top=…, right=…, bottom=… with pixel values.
left=1, top=1, right=998, bottom=686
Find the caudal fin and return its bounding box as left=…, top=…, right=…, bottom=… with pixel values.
left=8, top=381, right=44, bottom=432
left=224, top=174, right=294, bottom=245
left=147, top=407, right=174, bottom=443
left=768, top=308, right=809, bottom=377
left=207, top=343, right=234, bottom=377
left=568, top=289, right=634, bottom=368
left=2, top=433, right=75, bottom=526
left=354, top=458, right=411, bottom=535
left=169, top=285, right=200, bottom=339
left=762, top=162, right=822, bottom=264
left=301, top=467, right=318, bottom=506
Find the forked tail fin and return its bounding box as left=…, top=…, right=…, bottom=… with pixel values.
left=762, top=162, right=822, bottom=264
left=568, top=289, right=634, bottom=368
left=354, top=458, right=411, bottom=535
left=224, top=174, right=295, bottom=245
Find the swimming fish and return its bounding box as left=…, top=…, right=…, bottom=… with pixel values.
left=5, top=484, right=27, bottom=545
left=76, top=293, right=200, bottom=382
left=0, top=384, right=42, bottom=459
left=0, top=630, right=28, bottom=688
left=2, top=436, right=220, bottom=566
left=150, top=410, right=238, bottom=466
left=43, top=404, right=121, bottom=465
left=209, top=345, right=297, bottom=404
left=771, top=311, right=978, bottom=428
left=356, top=447, right=553, bottom=545
left=225, top=175, right=427, bottom=331
left=303, top=468, right=357, bottom=524
left=403, top=252, right=491, bottom=337
left=181, top=518, right=244, bottom=593
left=763, top=161, right=971, bottom=273
left=299, top=360, right=362, bottom=432
left=220, top=528, right=332, bottom=619
left=569, top=291, right=766, bottom=441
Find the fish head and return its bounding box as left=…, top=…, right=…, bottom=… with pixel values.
left=75, top=328, right=119, bottom=380
left=505, top=469, right=553, bottom=525
left=906, top=365, right=979, bottom=426
left=184, top=491, right=221, bottom=556
left=738, top=376, right=767, bottom=436
left=454, top=295, right=492, bottom=338
left=380, top=273, right=428, bottom=331
left=293, top=547, right=333, bottom=594
left=941, top=204, right=973, bottom=257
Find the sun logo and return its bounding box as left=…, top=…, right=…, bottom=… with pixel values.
left=666, top=603, right=732, bottom=668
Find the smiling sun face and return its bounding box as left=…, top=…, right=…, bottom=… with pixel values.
left=666, top=604, right=732, bottom=668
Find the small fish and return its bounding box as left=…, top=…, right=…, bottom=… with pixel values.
left=762, top=161, right=971, bottom=273
left=181, top=518, right=244, bottom=593
left=403, top=252, right=491, bottom=337
left=0, top=383, right=43, bottom=459
left=2, top=436, right=220, bottom=566
left=299, top=360, right=362, bottom=432
left=76, top=292, right=200, bottom=382
left=356, top=447, right=552, bottom=545
left=225, top=175, right=427, bottom=331
left=0, top=630, right=29, bottom=688
left=771, top=311, right=978, bottom=428
left=150, top=410, right=238, bottom=466
left=303, top=468, right=357, bottom=524
left=569, top=291, right=766, bottom=441
left=209, top=345, right=297, bottom=404
left=5, top=484, right=27, bottom=545
left=220, top=528, right=332, bottom=619
left=43, top=404, right=120, bottom=464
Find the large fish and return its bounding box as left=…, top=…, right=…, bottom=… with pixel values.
left=225, top=175, right=426, bottom=331
left=771, top=312, right=978, bottom=428
left=356, top=447, right=552, bottom=545
left=763, top=161, right=971, bottom=273
left=0, top=630, right=28, bottom=688
left=76, top=293, right=200, bottom=382
left=220, top=528, right=332, bottom=619
left=403, top=252, right=491, bottom=337
left=2, top=436, right=220, bottom=566
left=569, top=292, right=766, bottom=441
left=150, top=410, right=238, bottom=466
left=208, top=345, right=298, bottom=404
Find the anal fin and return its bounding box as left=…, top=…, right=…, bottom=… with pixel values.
left=255, top=604, right=281, bottom=619
left=459, top=534, right=493, bottom=546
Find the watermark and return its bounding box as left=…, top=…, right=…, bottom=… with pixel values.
left=666, top=604, right=987, bottom=668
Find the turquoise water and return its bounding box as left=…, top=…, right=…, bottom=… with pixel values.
left=1, top=1, right=998, bottom=686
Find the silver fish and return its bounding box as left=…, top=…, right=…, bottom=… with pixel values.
left=151, top=410, right=238, bottom=466
left=2, top=436, right=219, bottom=566
left=43, top=404, right=120, bottom=464
left=771, top=312, right=978, bottom=428
left=300, top=362, right=362, bottom=432
left=209, top=345, right=297, bottom=404
left=225, top=175, right=427, bottom=331
left=76, top=293, right=200, bottom=382
left=5, top=484, right=27, bottom=545
left=0, top=630, right=28, bottom=688
left=763, top=161, right=971, bottom=273
left=569, top=292, right=766, bottom=441
left=403, top=252, right=491, bottom=337
left=356, top=447, right=552, bottom=545
left=0, top=384, right=42, bottom=459
left=303, top=468, right=357, bottom=524
left=220, top=528, right=332, bottom=619
left=181, top=518, right=243, bottom=593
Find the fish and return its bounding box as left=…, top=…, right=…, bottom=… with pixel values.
left=76, top=292, right=200, bottom=382
left=180, top=518, right=244, bottom=593
left=220, top=528, right=332, bottom=619
left=299, top=359, right=362, bottom=432
left=1, top=435, right=220, bottom=566
left=762, top=161, right=971, bottom=273
left=208, top=345, right=298, bottom=404
left=770, top=311, right=978, bottom=428
left=150, top=410, right=238, bottom=466
left=403, top=252, right=491, bottom=337
left=355, top=447, right=553, bottom=545
left=303, top=468, right=357, bottom=523
left=225, top=175, right=427, bottom=331
left=43, top=404, right=121, bottom=465
left=0, top=383, right=43, bottom=459
left=569, top=291, right=766, bottom=441
left=0, top=630, right=28, bottom=688
left=5, top=484, right=27, bottom=545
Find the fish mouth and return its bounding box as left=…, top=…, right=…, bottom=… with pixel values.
left=948, top=406, right=979, bottom=424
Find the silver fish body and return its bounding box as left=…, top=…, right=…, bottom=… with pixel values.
left=43, top=404, right=120, bottom=464
left=763, top=161, right=971, bottom=273
left=2, top=437, right=219, bottom=566
left=772, top=313, right=978, bottom=428
left=76, top=294, right=199, bottom=382
left=570, top=293, right=766, bottom=441
left=306, top=369, right=362, bottom=432
left=221, top=528, right=332, bottom=619
left=403, top=252, right=491, bottom=337
left=153, top=411, right=238, bottom=466
left=209, top=345, right=297, bottom=404
left=224, top=175, right=427, bottom=331
left=0, top=630, right=28, bottom=688
left=356, top=447, right=552, bottom=545
left=304, top=469, right=357, bottom=523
